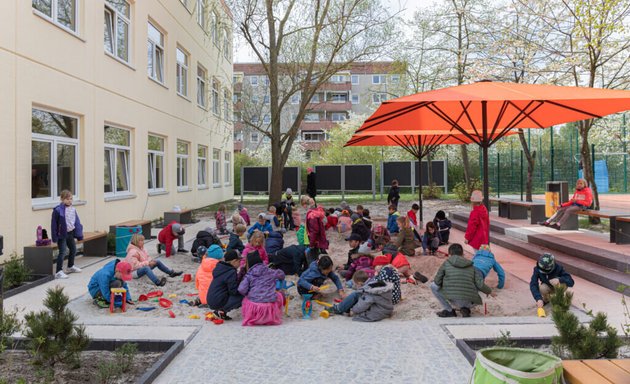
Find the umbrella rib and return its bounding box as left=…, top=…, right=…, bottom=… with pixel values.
left=458, top=101, right=481, bottom=138
left=543, top=100, right=603, bottom=119
left=506, top=101, right=547, bottom=128
left=428, top=104, right=481, bottom=145
left=490, top=101, right=510, bottom=139
left=358, top=101, right=432, bottom=132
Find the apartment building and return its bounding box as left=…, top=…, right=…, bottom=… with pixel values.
left=0, top=0, right=234, bottom=261
left=232, top=62, right=404, bottom=156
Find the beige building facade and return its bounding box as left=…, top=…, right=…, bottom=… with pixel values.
left=0, top=0, right=234, bottom=261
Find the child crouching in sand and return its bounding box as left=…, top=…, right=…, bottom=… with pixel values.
left=238, top=251, right=286, bottom=326
left=374, top=244, right=428, bottom=285
left=331, top=270, right=394, bottom=322
left=472, top=245, right=505, bottom=289
left=298, top=255, right=345, bottom=299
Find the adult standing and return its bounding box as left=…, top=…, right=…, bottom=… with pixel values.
left=306, top=167, right=317, bottom=205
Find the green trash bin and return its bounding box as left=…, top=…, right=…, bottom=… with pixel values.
left=471, top=347, right=564, bottom=384
left=115, top=225, right=142, bottom=257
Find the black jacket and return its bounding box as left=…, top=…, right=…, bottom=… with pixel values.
left=191, top=230, right=222, bottom=256
left=387, top=186, right=400, bottom=206
left=307, top=172, right=317, bottom=198
left=269, top=245, right=308, bottom=275
left=226, top=232, right=244, bottom=253
left=206, top=261, right=240, bottom=309
left=529, top=263, right=575, bottom=301
left=265, top=231, right=285, bottom=255
left=351, top=219, right=371, bottom=242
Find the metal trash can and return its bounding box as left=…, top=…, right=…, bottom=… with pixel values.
left=115, top=225, right=142, bottom=257
left=545, top=181, right=569, bottom=218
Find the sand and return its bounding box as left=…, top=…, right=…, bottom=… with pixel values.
left=73, top=199, right=536, bottom=322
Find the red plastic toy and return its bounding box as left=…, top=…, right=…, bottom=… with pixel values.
left=146, top=290, right=163, bottom=298
left=159, top=298, right=173, bottom=308
left=168, top=310, right=176, bottom=318
left=138, top=294, right=148, bottom=302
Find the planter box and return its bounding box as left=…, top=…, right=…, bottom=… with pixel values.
left=6, top=338, right=183, bottom=384
left=3, top=274, right=54, bottom=299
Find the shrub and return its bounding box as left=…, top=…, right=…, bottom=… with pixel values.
left=96, top=360, right=118, bottom=384
left=0, top=308, right=21, bottom=354
left=422, top=183, right=443, bottom=200
left=453, top=178, right=484, bottom=203
left=116, top=342, right=138, bottom=373
left=23, top=286, right=90, bottom=367
left=2, top=253, right=31, bottom=290
left=494, top=330, right=516, bottom=348
left=551, top=284, right=622, bottom=359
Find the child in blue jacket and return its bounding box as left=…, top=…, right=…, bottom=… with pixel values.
left=530, top=253, right=574, bottom=309
left=51, top=190, right=84, bottom=279
left=298, top=255, right=345, bottom=298
left=472, top=245, right=505, bottom=289
left=88, top=259, right=133, bottom=308
left=248, top=213, right=273, bottom=239
left=386, top=205, right=400, bottom=235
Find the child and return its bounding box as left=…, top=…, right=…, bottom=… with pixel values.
left=422, top=222, right=440, bottom=255
left=407, top=203, right=422, bottom=240
left=342, top=233, right=362, bottom=270
left=351, top=213, right=371, bottom=242
left=265, top=231, right=284, bottom=255
left=355, top=205, right=364, bottom=217
left=206, top=250, right=243, bottom=320
left=395, top=216, right=416, bottom=257
left=227, top=224, right=246, bottom=253
left=387, top=179, right=400, bottom=209
left=242, top=231, right=269, bottom=268
left=298, top=255, right=345, bottom=298
left=190, top=245, right=227, bottom=307
left=157, top=221, right=187, bottom=257
left=530, top=253, right=574, bottom=309
left=51, top=189, right=83, bottom=279
left=387, top=204, right=401, bottom=235
left=337, top=210, right=353, bottom=233
left=283, top=188, right=296, bottom=230
left=373, top=263, right=402, bottom=305
left=265, top=205, right=283, bottom=232
left=248, top=213, right=273, bottom=238
left=302, top=195, right=329, bottom=259
left=325, top=208, right=338, bottom=231
left=238, top=204, right=251, bottom=226
left=374, top=244, right=427, bottom=285
left=215, top=204, right=228, bottom=235
left=191, top=227, right=222, bottom=260
left=433, top=210, right=452, bottom=245
left=540, top=178, right=593, bottom=230
left=125, top=234, right=182, bottom=287
left=292, top=205, right=301, bottom=228
left=269, top=244, right=309, bottom=276
left=88, top=259, right=133, bottom=308
left=371, top=224, right=390, bottom=251
left=342, top=245, right=374, bottom=281
left=465, top=190, right=489, bottom=251
left=361, top=209, right=373, bottom=229
left=472, top=245, right=505, bottom=289
left=232, top=212, right=246, bottom=230
left=238, top=251, right=286, bottom=326
left=331, top=270, right=394, bottom=322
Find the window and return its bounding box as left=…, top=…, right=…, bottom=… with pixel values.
left=212, top=78, right=219, bottom=115
left=372, top=75, right=386, bottom=84
left=351, top=94, right=359, bottom=104
left=211, top=11, right=219, bottom=45
left=148, top=135, right=165, bottom=191
left=104, top=0, right=130, bottom=62
left=304, top=113, right=319, bottom=122
left=233, top=131, right=243, bottom=141
left=197, top=145, right=207, bottom=187
left=249, top=76, right=258, bottom=86
left=147, top=22, right=165, bottom=83
left=233, top=112, right=241, bottom=122
left=176, top=141, right=189, bottom=189
left=104, top=126, right=131, bottom=196
left=250, top=132, right=259, bottom=143
left=372, top=92, right=388, bottom=104
left=302, top=131, right=326, bottom=142
left=223, top=28, right=231, bottom=61
left=176, top=47, right=189, bottom=96
left=33, top=0, right=78, bottom=33
left=290, top=93, right=301, bottom=104
left=250, top=115, right=259, bottom=123
left=262, top=76, right=270, bottom=86
left=224, top=152, right=231, bottom=185
left=330, top=93, right=347, bottom=103
left=330, top=74, right=346, bottom=83
left=351, top=75, right=359, bottom=85
left=197, top=65, right=207, bottom=107
left=331, top=112, right=346, bottom=122
left=197, top=0, right=206, bottom=28
left=212, top=149, right=220, bottom=186
left=263, top=114, right=271, bottom=124
left=310, top=93, right=320, bottom=103
left=223, top=89, right=230, bottom=119
left=391, top=74, right=400, bottom=84
left=31, top=108, right=79, bottom=201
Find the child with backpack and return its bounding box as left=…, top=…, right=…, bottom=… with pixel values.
left=189, top=246, right=228, bottom=307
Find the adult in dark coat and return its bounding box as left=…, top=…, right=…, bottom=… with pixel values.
left=306, top=167, right=317, bottom=203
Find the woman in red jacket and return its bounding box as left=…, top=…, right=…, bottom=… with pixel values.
left=465, top=190, right=489, bottom=251
left=540, top=178, right=593, bottom=230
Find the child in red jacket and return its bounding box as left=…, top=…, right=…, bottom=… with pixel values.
left=157, top=221, right=188, bottom=257
left=540, top=178, right=593, bottom=230
left=464, top=190, right=489, bottom=251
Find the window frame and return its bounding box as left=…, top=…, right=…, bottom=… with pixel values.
left=331, top=112, right=346, bottom=122
left=31, top=107, right=80, bottom=203
left=223, top=151, right=231, bottom=185
left=147, top=21, right=165, bottom=84
left=250, top=132, right=259, bottom=143
left=211, top=10, right=219, bottom=45
left=33, top=0, right=79, bottom=35
left=330, top=93, right=347, bottom=103
left=176, top=46, right=189, bottom=97
left=303, top=113, right=320, bottom=122
left=372, top=74, right=387, bottom=84
left=249, top=76, right=258, bottom=87
left=223, top=89, right=230, bottom=119
left=104, top=0, right=131, bottom=64
left=197, top=0, right=206, bottom=29
left=212, top=78, right=220, bottom=115
left=176, top=140, right=190, bottom=190
left=197, top=145, right=208, bottom=188
left=197, top=64, right=207, bottom=108
left=104, top=125, right=132, bottom=197
left=372, top=92, right=388, bottom=104
left=351, top=94, right=360, bottom=104
left=351, top=75, right=359, bottom=85
left=147, top=134, right=166, bottom=193
left=212, top=148, right=221, bottom=187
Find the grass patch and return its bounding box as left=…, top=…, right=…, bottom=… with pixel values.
left=578, top=217, right=610, bottom=233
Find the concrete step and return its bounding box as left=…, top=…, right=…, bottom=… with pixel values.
left=450, top=217, right=630, bottom=295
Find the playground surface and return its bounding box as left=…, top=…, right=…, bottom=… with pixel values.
left=4, top=198, right=628, bottom=383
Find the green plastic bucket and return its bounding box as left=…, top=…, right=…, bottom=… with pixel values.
left=471, top=347, right=565, bottom=384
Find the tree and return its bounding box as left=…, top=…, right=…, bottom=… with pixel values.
left=232, top=0, right=397, bottom=204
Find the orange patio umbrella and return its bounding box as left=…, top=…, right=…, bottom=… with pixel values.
left=345, top=130, right=517, bottom=222
left=355, top=81, right=630, bottom=209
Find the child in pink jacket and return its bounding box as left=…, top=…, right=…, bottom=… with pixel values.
left=125, top=234, right=182, bottom=286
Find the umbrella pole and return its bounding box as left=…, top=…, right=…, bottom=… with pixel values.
left=418, top=154, right=423, bottom=223
left=481, top=101, right=490, bottom=210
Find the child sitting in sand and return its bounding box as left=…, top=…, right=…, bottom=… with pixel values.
left=207, top=250, right=243, bottom=320
left=125, top=234, right=182, bottom=287
left=88, top=259, right=133, bottom=308
left=241, top=231, right=268, bottom=270
left=298, top=255, right=345, bottom=298
left=341, top=233, right=362, bottom=270
left=331, top=270, right=394, bottom=322
left=238, top=204, right=251, bottom=226
left=232, top=211, right=246, bottom=230
left=238, top=251, right=286, bottom=326
left=227, top=224, right=246, bottom=253
left=387, top=204, right=401, bottom=235
left=395, top=216, right=416, bottom=257
left=340, top=242, right=374, bottom=281
left=371, top=224, right=391, bottom=251
left=189, top=245, right=227, bottom=307
left=191, top=227, right=222, bottom=261
left=248, top=213, right=273, bottom=239
left=215, top=204, right=228, bottom=235
left=360, top=208, right=372, bottom=229
left=324, top=208, right=338, bottom=231
left=422, top=222, right=440, bottom=255
left=373, top=244, right=428, bottom=286
left=472, top=245, right=505, bottom=289
left=530, top=253, right=574, bottom=309
left=337, top=210, right=353, bottom=233
left=351, top=213, right=371, bottom=242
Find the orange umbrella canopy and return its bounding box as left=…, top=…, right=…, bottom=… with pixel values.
left=345, top=130, right=516, bottom=148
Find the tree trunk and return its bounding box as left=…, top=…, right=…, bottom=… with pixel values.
left=268, top=140, right=285, bottom=205
left=460, top=145, right=471, bottom=186
left=517, top=130, right=536, bottom=202
left=579, top=120, right=600, bottom=221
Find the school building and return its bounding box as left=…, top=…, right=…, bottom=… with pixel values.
left=0, top=0, right=234, bottom=261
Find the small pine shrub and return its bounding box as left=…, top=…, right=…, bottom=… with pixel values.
left=551, top=284, right=622, bottom=359
left=2, top=253, right=31, bottom=290
left=494, top=330, right=516, bottom=348
left=116, top=342, right=138, bottom=373
left=422, top=183, right=443, bottom=200
left=23, top=286, right=90, bottom=367
left=96, top=360, right=118, bottom=384
left=0, top=308, right=21, bottom=354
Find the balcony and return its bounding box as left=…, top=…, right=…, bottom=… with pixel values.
left=308, top=101, right=351, bottom=112
left=299, top=120, right=337, bottom=131
left=234, top=141, right=243, bottom=152
left=318, top=81, right=352, bottom=91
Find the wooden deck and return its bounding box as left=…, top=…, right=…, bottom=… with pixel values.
left=563, top=359, right=630, bottom=383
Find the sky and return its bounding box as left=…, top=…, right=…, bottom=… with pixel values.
left=233, top=0, right=431, bottom=63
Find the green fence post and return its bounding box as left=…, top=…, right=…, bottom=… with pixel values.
left=510, top=139, right=514, bottom=193
left=592, top=143, right=596, bottom=181
left=497, top=153, right=500, bottom=197
left=539, top=136, right=543, bottom=184
left=550, top=126, right=555, bottom=181
left=520, top=150, right=524, bottom=201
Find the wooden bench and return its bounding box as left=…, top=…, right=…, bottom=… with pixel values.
left=164, top=209, right=193, bottom=224
left=490, top=197, right=545, bottom=224
left=23, top=231, right=108, bottom=275
left=615, top=216, right=630, bottom=245
left=563, top=359, right=630, bottom=383
left=567, top=210, right=630, bottom=244
left=489, top=197, right=510, bottom=218
left=109, top=219, right=152, bottom=240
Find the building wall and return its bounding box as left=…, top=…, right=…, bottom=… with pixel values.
left=0, top=0, right=234, bottom=261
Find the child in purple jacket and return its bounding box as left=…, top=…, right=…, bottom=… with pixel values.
left=51, top=190, right=84, bottom=279
left=238, top=251, right=285, bottom=326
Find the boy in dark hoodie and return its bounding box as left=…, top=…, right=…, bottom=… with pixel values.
left=226, top=224, right=246, bottom=254
left=206, top=250, right=243, bottom=320
left=341, top=233, right=362, bottom=270
left=268, top=244, right=309, bottom=275
left=351, top=213, right=371, bottom=242
left=433, top=210, right=452, bottom=245
left=530, top=253, right=574, bottom=309
left=431, top=243, right=495, bottom=318
left=191, top=227, right=222, bottom=259
left=387, top=179, right=400, bottom=209
left=297, top=255, right=345, bottom=298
